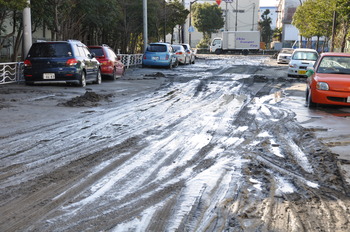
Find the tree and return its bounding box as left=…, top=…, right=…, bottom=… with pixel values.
left=337, top=0, right=350, bottom=52
left=164, top=0, right=189, bottom=44
left=293, top=0, right=336, bottom=51
left=0, top=0, right=28, bottom=60
left=258, top=9, right=272, bottom=47
left=192, top=2, right=224, bottom=48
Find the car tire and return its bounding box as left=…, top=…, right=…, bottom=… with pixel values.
left=174, top=59, right=179, bottom=68
left=94, top=69, right=102, bottom=84
left=215, top=49, right=222, bottom=55
left=306, top=89, right=316, bottom=108
left=79, top=71, right=86, bottom=87
left=168, top=62, right=173, bottom=70
left=192, top=58, right=195, bottom=64
left=112, top=68, right=118, bottom=80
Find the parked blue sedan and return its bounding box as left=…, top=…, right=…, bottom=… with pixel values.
left=142, top=43, right=178, bottom=69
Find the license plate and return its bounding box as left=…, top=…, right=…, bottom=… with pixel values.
left=152, top=57, right=159, bottom=61
left=298, top=70, right=307, bottom=75
left=347, top=96, right=350, bottom=103
left=43, top=73, right=55, bottom=79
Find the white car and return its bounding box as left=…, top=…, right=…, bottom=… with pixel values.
left=182, top=44, right=195, bottom=64
left=172, top=45, right=190, bottom=64
left=288, top=48, right=319, bottom=77
left=277, top=48, right=294, bottom=64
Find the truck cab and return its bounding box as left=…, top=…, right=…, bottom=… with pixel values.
left=210, top=38, right=222, bottom=54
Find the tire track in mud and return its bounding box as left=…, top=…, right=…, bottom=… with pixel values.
left=1, top=59, right=349, bottom=231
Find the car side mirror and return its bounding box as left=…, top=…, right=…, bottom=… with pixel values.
left=90, top=52, right=96, bottom=58
left=306, top=68, right=314, bottom=77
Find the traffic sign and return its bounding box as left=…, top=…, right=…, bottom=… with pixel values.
left=216, top=0, right=222, bottom=5
left=223, top=0, right=234, bottom=2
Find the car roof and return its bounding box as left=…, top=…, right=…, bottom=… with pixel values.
left=293, top=48, right=318, bottom=52
left=149, top=42, right=169, bottom=45
left=319, top=52, right=350, bottom=57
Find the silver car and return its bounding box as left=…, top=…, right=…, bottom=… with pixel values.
left=182, top=44, right=195, bottom=64
left=172, top=45, right=190, bottom=65
left=277, top=48, right=294, bottom=64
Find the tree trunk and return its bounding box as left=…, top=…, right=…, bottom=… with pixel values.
left=12, top=28, right=23, bottom=61
left=340, top=21, right=348, bottom=53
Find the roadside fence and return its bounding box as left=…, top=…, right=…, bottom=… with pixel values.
left=0, top=62, right=24, bottom=85
left=0, top=54, right=143, bottom=85
left=118, top=54, right=143, bottom=69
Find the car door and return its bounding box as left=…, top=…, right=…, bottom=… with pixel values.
left=108, top=48, right=124, bottom=76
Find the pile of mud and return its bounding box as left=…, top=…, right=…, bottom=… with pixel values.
left=58, top=91, right=113, bottom=107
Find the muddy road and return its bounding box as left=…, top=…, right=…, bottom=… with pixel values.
left=1, top=55, right=349, bottom=232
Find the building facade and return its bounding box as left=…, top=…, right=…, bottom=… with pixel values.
left=276, top=0, right=305, bottom=48
left=179, top=0, right=260, bottom=48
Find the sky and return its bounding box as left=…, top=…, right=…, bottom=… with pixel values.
left=260, top=0, right=279, bottom=7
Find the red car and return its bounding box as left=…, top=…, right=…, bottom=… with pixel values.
left=306, top=52, right=350, bottom=107
left=88, top=45, right=125, bottom=80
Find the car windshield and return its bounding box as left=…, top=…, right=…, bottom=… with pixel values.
left=292, top=51, right=318, bottom=61
left=172, top=45, right=182, bottom=51
left=317, top=56, right=350, bottom=74
left=28, top=43, right=72, bottom=57
left=89, top=48, right=104, bottom=57
left=147, top=45, right=167, bottom=52
left=280, top=49, right=293, bottom=54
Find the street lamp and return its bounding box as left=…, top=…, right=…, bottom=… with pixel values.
left=189, top=0, right=198, bottom=46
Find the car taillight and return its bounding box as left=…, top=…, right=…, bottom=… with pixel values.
left=98, top=59, right=110, bottom=65
left=165, top=55, right=169, bottom=60
left=143, top=55, right=147, bottom=59
left=66, top=58, right=78, bottom=66
left=24, top=59, right=32, bottom=67
left=176, top=52, right=184, bottom=55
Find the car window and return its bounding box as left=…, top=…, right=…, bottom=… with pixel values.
left=317, top=56, right=350, bottom=74
left=292, top=51, right=318, bottom=61
left=89, top=47, right=104, bottom=57
left=147, top=45, right=167, bottom=52
left=172, top=45, right=183, bottom=51
left=280, top=49, right=293, bottom=54
left=27, top=43, right=72, bottom=58
left=108, top=48, right=117, bottom=60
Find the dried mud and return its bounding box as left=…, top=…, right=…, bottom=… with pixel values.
left=0, top=55, right=349, bottom=232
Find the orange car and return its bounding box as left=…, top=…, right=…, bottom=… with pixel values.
left=306, top=52, right=350, bottom=107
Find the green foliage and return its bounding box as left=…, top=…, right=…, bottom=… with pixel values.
left=0, top=0, right=28, bottom=10
left=259, top=9, right=272, bottom=45
left=192, top=3, right=224, bottom=39
left=196, top=37, right=211, bottom=49
left=293, top=0, right=335, bottom=38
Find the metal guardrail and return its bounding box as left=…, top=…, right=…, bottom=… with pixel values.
left=118, top=54, right=143, bottom=68
left=0, top=54, right=143, bottom=85
left=0, top=62, right=24, bottom=84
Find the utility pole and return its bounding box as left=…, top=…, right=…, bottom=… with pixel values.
left=23, top=0, right=32, bottom=59
left=251, top=3, right=255, bottom=31
left=143, top=0, right=148, bottom=52
left=331, top=10, right=337, bottom=52
left=235, top=0, right=238, bottom=31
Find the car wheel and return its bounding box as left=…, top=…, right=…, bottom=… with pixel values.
left=306, top=89, right=316, bottom=108
left=215, top=49, right=221, bottom=55
left=112, top=69, right=117, bottom=80
left=94, top=69, right=102, bottom=84
left=192, top=58, right=195, bottom=64
left=168, top=62, right=173, bottom=70
left=79, top=71, right=86, bottom=87
left=174, top=59, right=179, bottom=68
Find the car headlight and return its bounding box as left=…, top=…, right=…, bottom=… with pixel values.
left=289, top=64, right=297, bottom=68
left=316, top=82, right=329, bottom=90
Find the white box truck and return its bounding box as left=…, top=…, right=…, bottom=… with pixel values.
left=210, top=31, right=260, bottom=55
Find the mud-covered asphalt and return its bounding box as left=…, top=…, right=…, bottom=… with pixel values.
left=0, top=55, right=349, bottom=232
